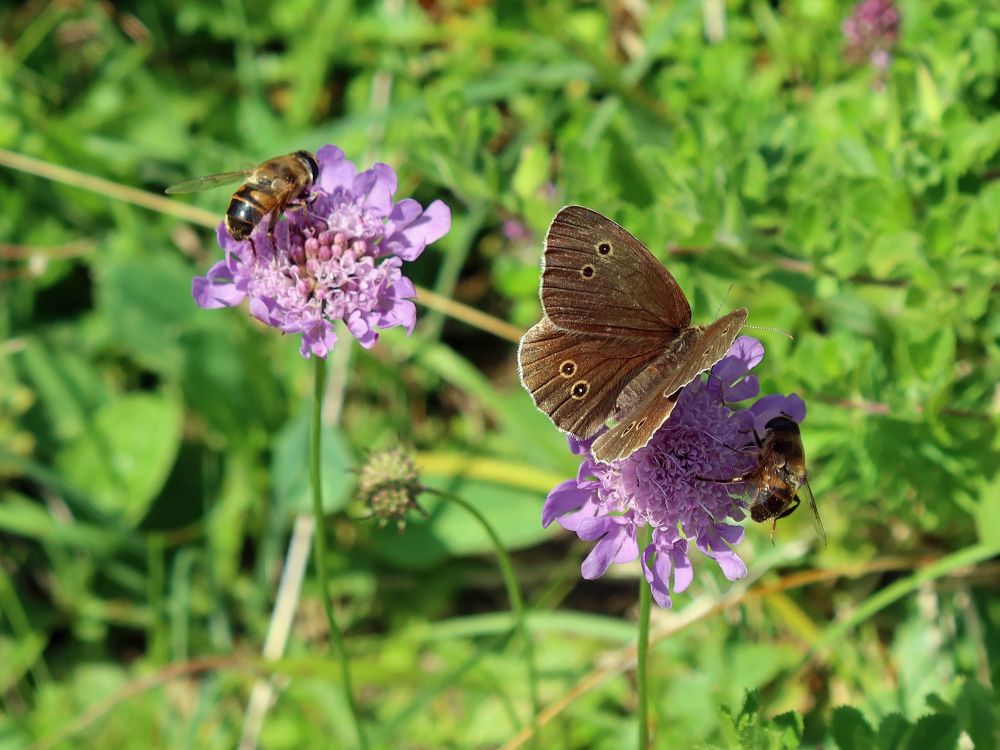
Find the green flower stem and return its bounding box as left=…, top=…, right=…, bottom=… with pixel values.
left=427, top=488, right=541, bottom=723
left=636, top=524, right=652, bottom=750
left=311, top=356, right=368, bottom=750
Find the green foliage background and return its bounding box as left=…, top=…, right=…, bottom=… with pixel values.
left=2, top=1, right=999, bottom=748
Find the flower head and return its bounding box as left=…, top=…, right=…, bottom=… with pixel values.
left=357, top=446, right=425, bottom=531
left=192, top=146, right=451, bottom=357
left=542, top=336, right=806, bottom=608
left=842, top=0, right=900, bottom=73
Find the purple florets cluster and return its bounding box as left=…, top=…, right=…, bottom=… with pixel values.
left=842, top=0, right=900, bottom=72
left=192, top=145, right=451, bottom=358
left=542, top=337, right=807, bottom=608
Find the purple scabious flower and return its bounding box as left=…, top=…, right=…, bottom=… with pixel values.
left=191, top=145, right=451, bottom=358
left=542, top=336, right=807, bottom=608
left=842, top=0, right=900, bottom=73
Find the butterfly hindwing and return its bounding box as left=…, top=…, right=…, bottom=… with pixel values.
left=592, top=308, right=748, bottom=462
left=518, top=316, right=664, bottom=439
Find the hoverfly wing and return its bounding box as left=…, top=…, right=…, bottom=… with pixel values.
left=165, top=169, right=253, bottom=194
left=803, top=477, right=827, bottom=548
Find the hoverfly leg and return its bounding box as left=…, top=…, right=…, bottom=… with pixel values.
left=775, top=495, right=801, bottom=520
left=695, top=470, right=752, bottom=484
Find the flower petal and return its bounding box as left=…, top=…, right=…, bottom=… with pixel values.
left=384, top=200, right=452, bottom=261
left=715, top=549, right=748, bottom=580
left=642, top=542, right=674, bottom=608
left=710, top=336, right=764, bottom=403
left=347, top=310, right=379, bottom=349
left=697, top=524, right=748, bottom=581
left=581, top=525, right=633, bottom=579
left=300, top=320, right=337, bottom=359
left=542, top=479, right=592, bottom=527
left=568, top=434, right=598, bottom=456
left=317, top=145, right=355, bottom=193
left=749, top=393, right=807, bottom=434
left=353, top=163, right=397, bottom=213
left=724, top=374, right=760, bottom=403
left=575, top=515, right=620, bottom=542
left=192, top=260, right=245, bottom=309
left=670, top=542, right=694, bottom=593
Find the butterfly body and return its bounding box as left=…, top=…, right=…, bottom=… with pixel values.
left=518, top=206, right=748, bottom=463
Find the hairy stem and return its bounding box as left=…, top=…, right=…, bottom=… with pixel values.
left=427, top=488, right=541, bottom=726
left=311, top=356, right=368, bottom=749
left=636, top=525, right=652, bottom=750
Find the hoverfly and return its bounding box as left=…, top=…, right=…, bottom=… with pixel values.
left=165, top=150, right=318, bottom=241
left=702, top=414, right=827, bottom=546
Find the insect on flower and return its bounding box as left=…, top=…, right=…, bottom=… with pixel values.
left=166, top=151, right=319, bottom=241
left=189, top=145, right=451, bottom=358
left=700, top=413, right=827, bottom=546
left=540, top=337, right=807, bottom=608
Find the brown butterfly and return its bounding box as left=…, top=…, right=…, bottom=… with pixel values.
left=701, top=415, right=827, bottom=546
left=517, top=206, right=748, bottom=463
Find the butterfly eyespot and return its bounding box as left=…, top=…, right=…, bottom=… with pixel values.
left=581, top=265, right=595, bottom=278
left=559, top=360, right=577, bottom=377
left=597, top=242, right=611, bottom=255
left=570, top=380, right=589, bottom=399
left=637, top=418, right=646, bottom=428
left=622, top=422, right=635, bottom=435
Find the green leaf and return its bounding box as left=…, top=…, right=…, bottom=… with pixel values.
left=179, top=325, right=287, bottom=440
left=369, top=474, right=554, bottom=568
left=270, top=409, right=355, bottom=520
left=0, top=633, right=47, bottom=692
left=902, top=714, right=960, bottom=750
left=95, top=254, right=201, bottom=375
left=717, top=691, right=803, bottom=750
left=916, top=64, right=944, bottom=126
left=741, top=151, right=769, bottom=202
left=974, top=478, right=1000, bottom=546
left=831, top=706, right=877, bottom=750
left=876, top=713, right=911, bottom=750
left=835, top=138, right=879, bottom=178
left=955, top=679, right=999, bottom=750
left=14, top=337, right=108, bottom=444
left=55, top=393, right=183, bottom=524
left=0, top=492, right=136, bottom=554
left=771, top=711, right=804, bottom=749
left=511, top=143, right=550, bottom=201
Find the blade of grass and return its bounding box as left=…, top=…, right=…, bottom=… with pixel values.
left=422, top=202, right=489, bottom=341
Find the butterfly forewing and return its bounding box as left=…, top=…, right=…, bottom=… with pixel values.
left=591, top=308, right=748, bottom=462
left=518, top=317, right=664, bottom=439
left=541, top=206, right=691, bottom=336
left=165, top=169, right=253, bottom=194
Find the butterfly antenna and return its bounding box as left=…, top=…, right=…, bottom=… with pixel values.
left=712, top=283, right=735, bottom=320
left=743, top=324, right=794, bottom=340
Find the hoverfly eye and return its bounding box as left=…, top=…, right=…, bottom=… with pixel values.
left=299, top=151, right=320, bottom=183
